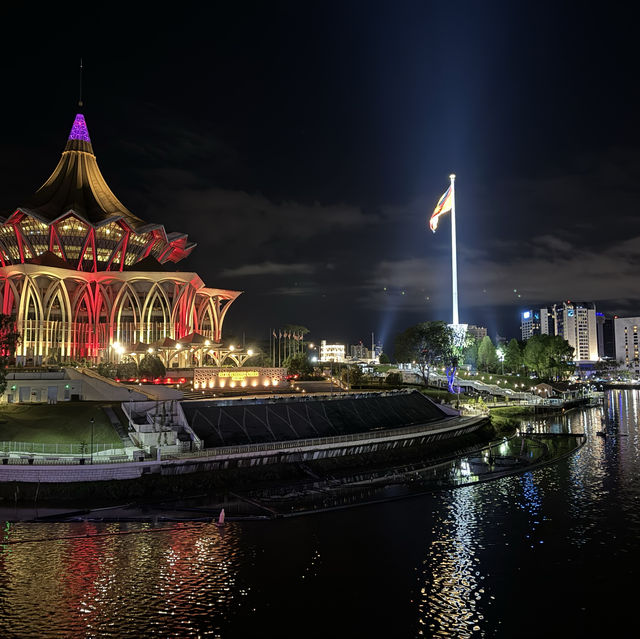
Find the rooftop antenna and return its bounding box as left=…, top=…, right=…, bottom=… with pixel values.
left=78, top=57, right=84, bottom=108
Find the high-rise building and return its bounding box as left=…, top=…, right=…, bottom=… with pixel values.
left=541, top=301, right=598, bottom=362
left=614, top=317, right=640, bottom=374
left=350, top=343, right=370, bottom=359
left=520, top=310, right=541, bottom=340
left=596, top=313, right=616, bottom=359
left=466, top=325, right=488, bottom=341
left=0, top=112, right=241, bottom=366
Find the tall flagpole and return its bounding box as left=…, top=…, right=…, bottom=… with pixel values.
left=449, top=173, right=459, bottom=325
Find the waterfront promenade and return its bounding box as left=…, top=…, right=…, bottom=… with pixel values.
left=0, top=390, right=487, bottom=486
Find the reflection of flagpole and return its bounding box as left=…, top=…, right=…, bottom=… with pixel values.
left=449, top=173, right=458, bottom=325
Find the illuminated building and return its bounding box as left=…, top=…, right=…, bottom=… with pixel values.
left=0, top=113, right=241, bottom=365
left=520, top=309, right=541, bottom=340
left=614, top=317, right=640, bottom=374
left=541, top=301, right=598, bottom=362
left=319, top=340, right=345, bottom=362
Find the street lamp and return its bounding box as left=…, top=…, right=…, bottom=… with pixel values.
left=90, top=417, right=95, bottom=464
left=330, top=360, right=333, bottom=397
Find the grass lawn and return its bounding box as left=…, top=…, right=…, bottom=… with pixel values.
left=0, top=403, right=124, bottom=446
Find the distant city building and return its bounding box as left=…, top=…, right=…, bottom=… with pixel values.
left=466, top=325, right=487, bottom=341
left=541, top=301, right=598, bottom=362
left=350, top=343, right=371, bottom=360
left=614, top=317, right=640, bottom=374
left=596, top=313, right=616, bottom=359
left=319, top=340, right=345, bottom=362
left=520, top=309, right=541, bottom=340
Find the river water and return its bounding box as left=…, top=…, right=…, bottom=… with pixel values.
left=0, top=390, right=638, bottom=638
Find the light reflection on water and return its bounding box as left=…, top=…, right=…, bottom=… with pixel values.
left=0, top=522, right=250, bottom=638
left=414, top=391, right=640, bottom=638
left=0, top=391, right=639, bottom=638
left=417, top=487, right=486, bottom=638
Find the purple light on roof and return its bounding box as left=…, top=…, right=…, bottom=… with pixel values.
left=68, top=113, right=91, bottom=142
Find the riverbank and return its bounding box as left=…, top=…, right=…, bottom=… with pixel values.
left=1, top=425, right=589, bottom=522
left=0, top=391, right=490, bottom=505
left=0, top=416, right=491, bottom=507
left=488, top=397, right=593, bottom=432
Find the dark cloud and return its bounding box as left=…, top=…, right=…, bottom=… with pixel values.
left=2, top=2, right=640, bottom=347
left=219, top=262, right=317, bottom=278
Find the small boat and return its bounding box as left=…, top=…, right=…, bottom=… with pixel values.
left=214, top=508, right=225, bottom=527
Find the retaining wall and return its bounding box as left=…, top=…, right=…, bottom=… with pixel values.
left=0, top=415, right=487, bottom=483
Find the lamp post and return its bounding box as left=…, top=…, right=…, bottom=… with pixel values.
left=128, top=387, right=133, bottom=430
left=330, top=360, right=333, bottom=397
left=90, top=417, right=95, bottom=464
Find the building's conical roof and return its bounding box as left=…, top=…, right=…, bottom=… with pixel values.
left=18, top=114, right=148, bottom=230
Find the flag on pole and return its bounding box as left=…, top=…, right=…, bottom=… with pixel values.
left=272, top=329, right=277, bottom=338
left=429, top=185, right=453, bottom=233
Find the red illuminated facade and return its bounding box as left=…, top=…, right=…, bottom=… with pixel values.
left=0, top=113, right=241, bottom=364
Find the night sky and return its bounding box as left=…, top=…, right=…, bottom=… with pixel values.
left=1, top=3, right=639, bottom=353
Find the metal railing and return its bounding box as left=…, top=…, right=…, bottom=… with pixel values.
left=0, top=456, right=132, bottom=465
left=0, top=441, right=124, bottom=456
left=160, top=415, right=483, bottom=460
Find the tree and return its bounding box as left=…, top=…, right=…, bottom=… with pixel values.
left=138, top=354, right=166, bottom=378
left=0, top=315, right=20, bottom=394
left=245, top=350, right=273, bottom=367
left=477, top=336, right=499, bottom=372
left=116, top=361, right=138, bottom=380
left=546, top=335, right=574, bottom=381
left=523, top=335, right=548, bottom=378
left=523, top=334, right=574, bottom=380
left=385, top=371, right=403, bottom=386
left=394, top=321, right=453, bottom=386
left=341, top=365, right=363, bottom=388
left=462, top=339, right=479, bottom=368
left=379, top=352, right=391, bottom=364
left=504, top=339, right=523, bottom=373
left=594, top=358, right=618, bottom=376
left=284, top=351, right=314, bottom=378
left=96, top=361, right=117, bottom=379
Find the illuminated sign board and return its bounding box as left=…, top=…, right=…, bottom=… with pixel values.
left=218, top=370, right=259, bottom=378
left=523, top=311, right=531, bottom=319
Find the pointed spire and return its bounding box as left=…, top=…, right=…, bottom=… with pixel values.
left=78, top=57, right=84, bottom=109
left=68, top=113, right=91, bottom=142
